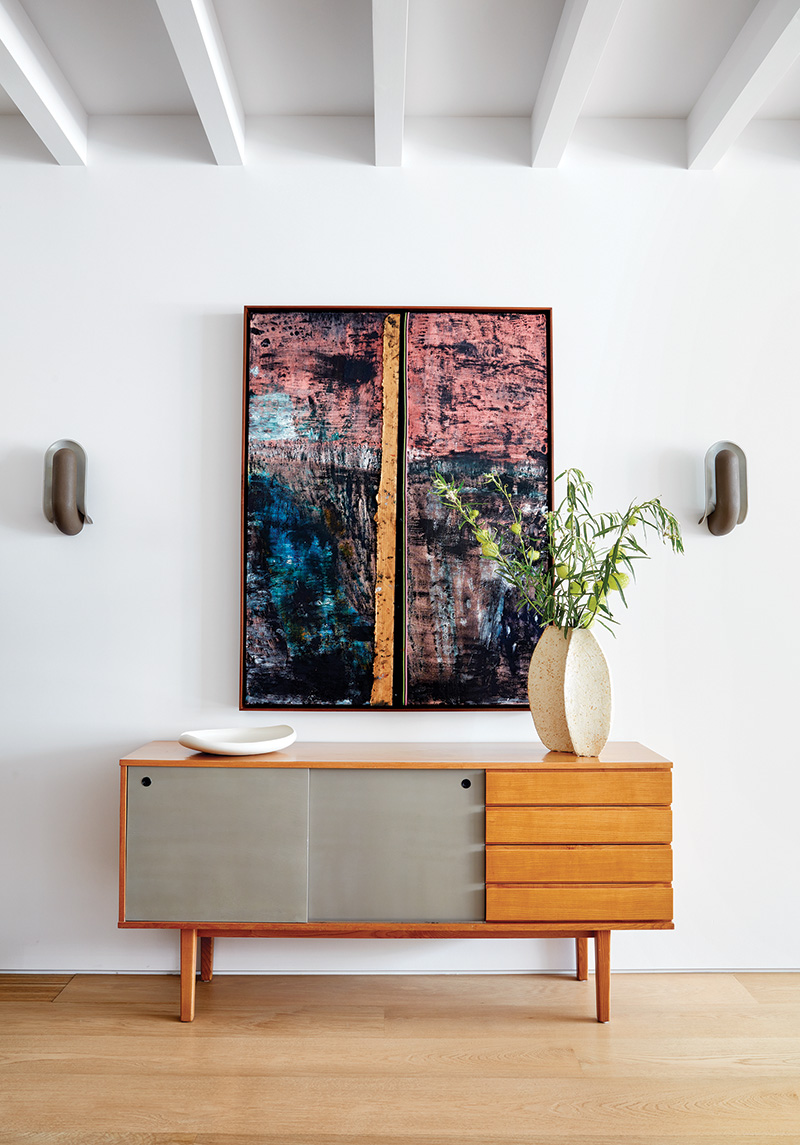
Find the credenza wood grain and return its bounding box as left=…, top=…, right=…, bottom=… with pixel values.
left=485, top=844, right=673, bottom=884
left=485, top=807, right=672, bottom=844
left=487, top=884, right=674, bottom=923
left=486, top=769, right=671, bottom=805
left=121, top=740, right=671, bottom=769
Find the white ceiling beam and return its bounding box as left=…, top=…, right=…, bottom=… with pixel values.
left=155, top=0, right=245, bottom=165
left=531, top=0, right=624, bottom=168
left=0, top=0, right=87, bottom=165
left=372, top=0, right=408, bottom=166
left=687, top=0, right=800, bottom=170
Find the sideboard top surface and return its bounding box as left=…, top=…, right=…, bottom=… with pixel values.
left=120, top=741, right=671, bottom=769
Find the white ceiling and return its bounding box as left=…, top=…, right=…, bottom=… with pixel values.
left=1, top=0, right=799, bottom=166
left=581, top=0, right=760, bottom=117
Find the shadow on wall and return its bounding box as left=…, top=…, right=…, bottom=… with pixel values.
left=656, top=447, right=705, bottom=534
left=0, top=446, right=58, bottom=535
left=194, top=310, right=248, bottom=710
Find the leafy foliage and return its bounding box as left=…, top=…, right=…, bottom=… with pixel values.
left=432, top=468, right=684, bottom=635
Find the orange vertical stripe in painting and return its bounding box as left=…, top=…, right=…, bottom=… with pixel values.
left=370, top=314, right=401, bottom=706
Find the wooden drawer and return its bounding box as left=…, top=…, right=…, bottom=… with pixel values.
left=486, top=807, right=672, bottom=844
left=486, top=845, right=673, bottom=884
left=487, top=885, right=673, bottom=922
left=486, top=770, right=671, bottom=806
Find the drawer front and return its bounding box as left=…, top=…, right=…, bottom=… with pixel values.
left=486, top=807, right=672, bottom=845
left=486, top=845, right=673, bottom=884
left=486, top=770, right=671, bottom=806
left=487, top=885, right=673, bottom=922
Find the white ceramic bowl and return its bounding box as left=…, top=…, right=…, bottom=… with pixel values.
left=178, top=725, right=297, bottom=756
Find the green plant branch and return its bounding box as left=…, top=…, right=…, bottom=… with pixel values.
left=432, top=467, right=683, bottom=635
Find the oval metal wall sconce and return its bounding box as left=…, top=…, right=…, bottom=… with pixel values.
left=699, top=441, right=747, bottom=536
left=44, top=440, right=93, bottom=535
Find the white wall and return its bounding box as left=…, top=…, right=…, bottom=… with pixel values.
left=2, top=117, right=798, bottom=974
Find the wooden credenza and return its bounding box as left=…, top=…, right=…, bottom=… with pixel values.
left=119, top=741, right=673, bottom=1022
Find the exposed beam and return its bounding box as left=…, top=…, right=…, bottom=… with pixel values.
left=0, top=0, right=87, bottom=165
left=372, top=0, right=408, bottom=166
left=155, top=0, right=245, bottom=165
left=531, top=0, right=623, bottom=168
left=687, top=0, right=800, bottom=169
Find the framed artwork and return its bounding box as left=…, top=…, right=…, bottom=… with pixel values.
left=241, top=307, right=552, bottom=710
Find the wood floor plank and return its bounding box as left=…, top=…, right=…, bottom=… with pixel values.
left=1, top=1136, right=792, bottom=1145
left=53, top=973, right=587, bottom=1007
left=1, top=1075, right=798, bottom=1136
left=50, top=971, right=762, bottom=1012
left=734, top=972, right=800, bottom=1004
left=593, top=973, right=756, bottom=1007
left=1, top=1136, right=790, bottom=1145
left=193, top=1138, right=799, bottom=1145
left=0, top=975, right=72, bottom=1001
left=0, top=1136, right=197, bottom=1145
left=576, top=1036, right=800, bottom=1076
left=53, top=972, right=601, bottom=1024
left=386, top=1002, right=800, bottom=1039
left=0, top=1001, right=386, bottom=1036
left=0, top=1136, right=790, bottom=1145
left=0, top=1034, right=581, bottom=1078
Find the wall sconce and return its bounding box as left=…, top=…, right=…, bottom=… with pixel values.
left=699, top=441, right=747, bottom=536
left=44, top=440, right=93, bottom=535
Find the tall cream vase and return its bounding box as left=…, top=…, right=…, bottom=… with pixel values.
left=527, top=625, right=612, bottom=757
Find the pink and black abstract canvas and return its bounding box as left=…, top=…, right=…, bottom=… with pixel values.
left=242, top=308, right=551, bottom=709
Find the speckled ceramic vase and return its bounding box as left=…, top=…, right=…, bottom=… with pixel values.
left=527, top=626, right=612, bottom=757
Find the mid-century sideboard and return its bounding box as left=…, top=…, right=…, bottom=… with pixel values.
left=119, top=740, right=673, bottom=1022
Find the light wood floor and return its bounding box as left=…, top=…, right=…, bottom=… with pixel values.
left=0, top=971, right=798, bottom=1144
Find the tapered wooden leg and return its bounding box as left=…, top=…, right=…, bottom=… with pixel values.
left=576, top=937, right=588, bottom=981
left=200, top=936, right=215, bottom=982
left=594, top=930, right=610, bottom=1023
left=179, top=929, right=197, bottom=1022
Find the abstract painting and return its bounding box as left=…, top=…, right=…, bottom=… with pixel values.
left=241, top=308, right=551, bottom=709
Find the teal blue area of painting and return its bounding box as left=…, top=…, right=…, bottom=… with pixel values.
left=248, top=393, right=297, bottom=440
left=248, top=392, right=345, bottom=444
left=246, top=473, right=373, bottom=705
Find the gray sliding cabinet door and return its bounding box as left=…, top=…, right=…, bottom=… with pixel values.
left=309, top=769, right=485, bottom=921
left=125, top=766, right=309, bottom=922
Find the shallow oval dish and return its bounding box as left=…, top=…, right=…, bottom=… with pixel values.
left=178, top=725, right=297, bottom=756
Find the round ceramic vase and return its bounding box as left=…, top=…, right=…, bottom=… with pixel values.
left=527, top=625, right=612, bottom=757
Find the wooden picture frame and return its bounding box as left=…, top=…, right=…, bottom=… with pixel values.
left=241, top=307, right=552, bottom=710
